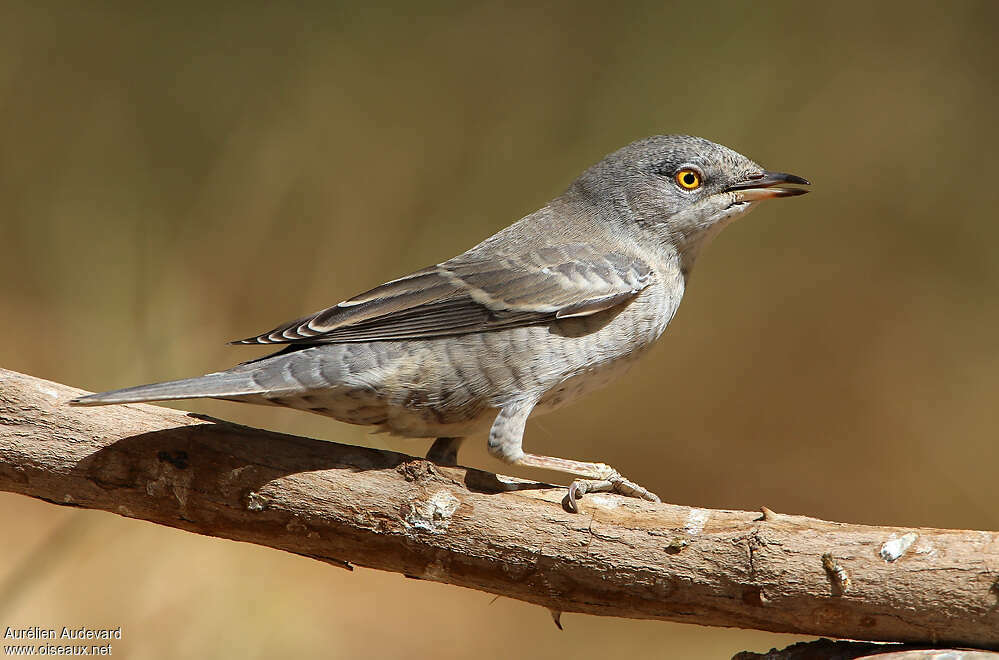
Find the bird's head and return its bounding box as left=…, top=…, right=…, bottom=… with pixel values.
left=572, top=135, right=809, bottom=265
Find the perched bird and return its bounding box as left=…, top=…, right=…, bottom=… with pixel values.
left=72, top=135, right=809, bottom=511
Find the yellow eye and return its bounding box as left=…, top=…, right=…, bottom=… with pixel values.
left=675, top=169, right=701, bottom=190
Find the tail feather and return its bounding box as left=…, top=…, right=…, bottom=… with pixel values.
left=69, top=371, right=263, bottom=407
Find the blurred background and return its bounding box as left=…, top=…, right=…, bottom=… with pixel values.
left=2, top=1, right=997, bottom=657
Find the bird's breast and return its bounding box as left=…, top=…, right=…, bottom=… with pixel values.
left=530, top=276, right=681, bottom=413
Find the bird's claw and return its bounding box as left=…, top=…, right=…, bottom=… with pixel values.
left=562, top=472, right=661, bottom=513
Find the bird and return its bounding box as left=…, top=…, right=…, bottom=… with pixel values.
left=71, top=135, right=809, bottom=512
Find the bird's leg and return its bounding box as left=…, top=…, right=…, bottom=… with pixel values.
left=426, top=436, right=464, bottom=466
left=487, top=400, right=660, bottom=513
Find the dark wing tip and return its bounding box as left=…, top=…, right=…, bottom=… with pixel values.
left=229, top=327, right=318, bottom=345
left=229, top=322, right=312, bottom=345
left=228, top=337, right=267, bottom=345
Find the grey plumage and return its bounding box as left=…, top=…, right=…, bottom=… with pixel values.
left=72, top=135, right=809, bottom=511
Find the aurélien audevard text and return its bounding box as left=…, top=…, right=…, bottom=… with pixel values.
left=4, top=626, right=122, bottom=641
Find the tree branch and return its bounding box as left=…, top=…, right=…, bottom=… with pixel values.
left=2, top=368, right=998, bottom=650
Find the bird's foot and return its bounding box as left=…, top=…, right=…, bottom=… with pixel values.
left=563, top=470, right=660, bottom=513
left=502, top=450, right=660, bottom=513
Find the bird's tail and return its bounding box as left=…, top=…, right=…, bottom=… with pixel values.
left=69, top=370, right=264, bottom=407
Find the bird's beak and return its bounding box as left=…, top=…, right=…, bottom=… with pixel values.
left=725, top=171, right=810, bottom=202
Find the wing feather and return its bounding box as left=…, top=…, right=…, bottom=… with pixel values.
left=231, top=245, right=653, bottom=345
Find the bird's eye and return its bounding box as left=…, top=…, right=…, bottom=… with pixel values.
left=675, top=169, right=702, bottom=190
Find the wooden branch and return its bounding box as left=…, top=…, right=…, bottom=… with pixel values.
left=2, top=368, right=998, bottom=650
left=733, top=639, right=999, bottom=659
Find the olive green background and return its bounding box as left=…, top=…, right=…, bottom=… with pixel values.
left=2, top=1, right=997, bottom=658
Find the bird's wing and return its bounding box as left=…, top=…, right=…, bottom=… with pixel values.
left=231, top=244, right=654, bottom=345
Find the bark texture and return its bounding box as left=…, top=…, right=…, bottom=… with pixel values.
left=1, top=368, right=998, bottom=649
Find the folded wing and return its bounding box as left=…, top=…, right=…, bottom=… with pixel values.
left=231, top=244, right=653, bottom=345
